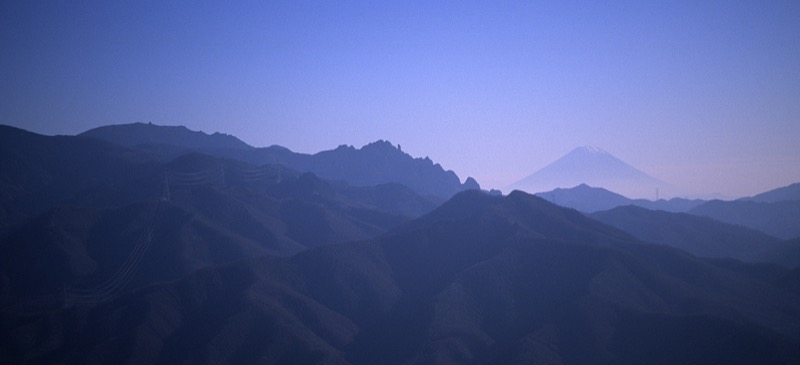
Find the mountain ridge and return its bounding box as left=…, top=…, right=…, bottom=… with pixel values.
left=689, top=199, right=800, bottom=240
left=80, top=123, right=479, bottom=199
left=2, top=124, right=800, bottom=364
left=534, top=183, right=706, bottom=213
left=0, top=149, right=440, bottom=309
left=743, top=182, right=800, bottom=203
left=81, top=122, right=253, bottom=151
left=4, top=190, right=800, bottom=364
left=591, top=205, right=793, bottom=266
left=0, top=124, right=160, bottom=235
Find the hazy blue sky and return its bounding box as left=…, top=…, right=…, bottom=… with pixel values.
left=2, top=1, right=799, bottom=198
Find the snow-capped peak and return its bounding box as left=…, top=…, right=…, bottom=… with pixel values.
left=579, top=145, right=607, bottom=154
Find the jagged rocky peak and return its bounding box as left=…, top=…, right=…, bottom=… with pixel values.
left=362, top=139, right=401, bottom=152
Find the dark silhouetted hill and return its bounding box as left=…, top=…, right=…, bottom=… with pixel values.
left=0, top=125, right=159, bottom=235
left=757, top=238, right=800, bottom=269
left=591, top=205, right=788, bottom=265
left=81, top=122, right=253, bottom=151
left=3, top=190, right=799, bottom=364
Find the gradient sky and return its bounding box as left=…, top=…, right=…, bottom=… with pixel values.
left=2, top=1, right=799, bottom=198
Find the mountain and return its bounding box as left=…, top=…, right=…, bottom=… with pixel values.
left=3, top=190, right=799, bottom=364
left=4, top=124, right=800, bottom=364
left=82, top=123, right=479, bottom=199
left=689, top=199, right=800, bottom=240
left=532, top=180, right=800, bottom=240
left=0, top=131, right=440, bottom=309
left=508, top=146, right=666, bottom=199
left=0, top=125, right=159, bottom=235
left=535, top=184, right=705, bottom=213
left=591, top=205, right=791, bottom=265
left=535, top=184, right=632, bottom=213
left=0, top=158, right=438, bottom=307
left=743, top=182, right=800, bottom=203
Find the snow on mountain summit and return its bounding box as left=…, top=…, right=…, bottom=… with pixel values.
left=508, top=146, right=667, bottom=199
left=579, top=145, right=608, bottom=154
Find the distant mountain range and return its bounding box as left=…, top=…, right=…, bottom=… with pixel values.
left=2, top=123, right=800, bottom=364
left=532, top=182, right=800, bottom=240
left=81, top=123, right=479, bottom=199
left=508, top=146, right=667, bottom=199
left=534, top=183, right=705, bottom=213
left=591, top=205, right=798, bottom=267
left=689, top=199, right=800, bottom=240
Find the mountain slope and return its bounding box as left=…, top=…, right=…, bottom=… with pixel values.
left=0, top=151, right=439, bottom=310
left=689, top=199, right=800, bottom=240
left=0, top=125, right=158, bottom=235
left=757, top=237, right=800, bottom=269
left=80, top=122, right=253, bottom=151
left=4, top=191, right=799, bottom=364
left=509, top=146, right=666, bottom=199
left=744, top=182, right=800, bottom=203
left=591, top=205, right=787, bottom=264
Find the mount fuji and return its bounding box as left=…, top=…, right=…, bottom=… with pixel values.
left=508, top=146, right=667, bottom=199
